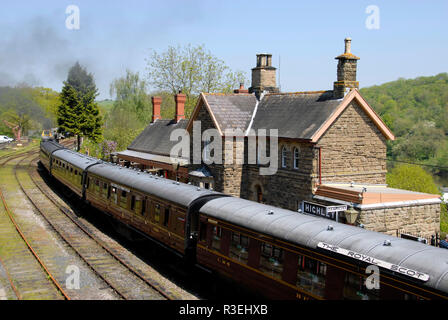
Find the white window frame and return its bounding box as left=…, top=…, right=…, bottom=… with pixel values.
left=281, top=146, right=287, bottom=168
left=293, top=147, right=300, bottom=169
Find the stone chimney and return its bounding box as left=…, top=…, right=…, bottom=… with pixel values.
left=249, top=54, right=279, bottom=97
left=174, top=91, right=186, bottom=122
left=151, top=96, right=162, bottom=122
left=333, top=37, right=360, bottom=99
left=234, top=83, right=249, bottom=94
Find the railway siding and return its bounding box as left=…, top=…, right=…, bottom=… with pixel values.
left=13, top=154, right=166, bottom=300
left=30, top=156, right=197, bottom=300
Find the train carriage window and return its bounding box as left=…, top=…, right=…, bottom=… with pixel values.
left=111, top=187, right=118, bottom=204
left=154, top=204, right=160, bottom=223
left=163, top=208, right=170, bottom=227
left=94, top=180, right=100, bottom=193
left=229, top=232, right=249, bottom=264
left=260, top=243, right=284, bottom=279
left=343, top=272, right=380, bottom=300
left=133, top=196, right=142, bottom=215
left=102, top=182, right=108, bottom=197
left=199, top=222, right=207, bottom=242
left=297, top=255, right=327, bottom=297
left=176, top=216, right=185, bottom=235
left=120, top=190, right=127, bottom=208
left=141, top=199, right=146, bottom=216
left=211, top=226, right=222, bottom=252
left=131, top=195, right=136, bottom=211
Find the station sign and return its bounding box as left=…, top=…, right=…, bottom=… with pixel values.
left=317, top=242, right=430, bottom=282
left=300, top=201, right=347, bottom=221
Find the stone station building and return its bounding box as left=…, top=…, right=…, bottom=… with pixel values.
left=117, top=38, right=441, bottom=239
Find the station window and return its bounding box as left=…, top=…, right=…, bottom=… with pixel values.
left=211, top=226, right=222, bottom=252
left=343, top=272, right=380, bottom=300
left=229, top=232, right=249, bottom=264
left=297, top=255, right=327, bottom=297
left=293, top=147, right=300, bottom=169
left=260, top=243, right=284, bottom=279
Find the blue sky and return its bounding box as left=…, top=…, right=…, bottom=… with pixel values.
left=0, top=0, right=447, bottom=99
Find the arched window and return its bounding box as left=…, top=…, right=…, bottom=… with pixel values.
left=281, top=146, right=287, bottom=168
left=203, top=137, right=211, bottom=163
left=293, top=147, right=300, bottom=169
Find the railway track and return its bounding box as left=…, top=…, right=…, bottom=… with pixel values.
left=0, top=151, right=68, bottom=300
left=13, top=151, right=179, bottom=300
left=0, top=141, right=195, bottom=300
left=28, top=156, right=180, bottom=299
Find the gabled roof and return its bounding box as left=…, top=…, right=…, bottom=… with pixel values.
left=187, top=89, right=394, bottom=142
left=310, top=89, right=394, bottom=142
left=187, top=93, right=258, bottom=135
left=126, top=119, right=188, bottom=156
left=251, top=89, right=394, bottom=142
left=250, top=91, right=341, bottom=140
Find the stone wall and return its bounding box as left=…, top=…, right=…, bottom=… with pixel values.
left=317, top=100, right=387, bottom=184
left=240, top=140, right=316, bottom=211
left=357, top=203, right=441, bottom=239
left=251, top=68, right=276, bottom=89
left=188, top=101, right=244, bottom=197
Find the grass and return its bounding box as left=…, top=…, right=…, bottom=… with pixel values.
left=0, top=140, right=39, bottom=158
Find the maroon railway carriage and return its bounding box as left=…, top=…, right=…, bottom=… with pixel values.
left=40, top=141, right=448, bottom=300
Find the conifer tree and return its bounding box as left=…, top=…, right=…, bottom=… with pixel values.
left=57, top=62, right=103, bottom=151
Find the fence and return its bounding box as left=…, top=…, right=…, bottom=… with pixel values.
left=396, top=229, right=440, bottom=247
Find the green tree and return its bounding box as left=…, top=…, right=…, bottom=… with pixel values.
left=109, top=70, right=151, bottom=124
left=57, top=62, right=103, bottom=151
left=386, top=164, right=440, bottom=195
left=146, top=44, right=247, bottom=116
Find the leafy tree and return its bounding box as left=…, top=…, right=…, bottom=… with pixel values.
left=57, top=62, right=103, bottom=151
left=109, top=70, right=151, bottom=124
left=146, top=44, right=247, bottom=116
left=386, top=164, right=440, bottom=195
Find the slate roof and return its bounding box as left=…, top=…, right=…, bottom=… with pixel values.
left=250, top=91, right=342, bottom=139
left=126, top=119, right=188, bottom=155
left=202, top=93, right=257, bottom=132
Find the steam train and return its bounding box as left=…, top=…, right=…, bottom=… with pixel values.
left=40, top=140, right=448, bottom=300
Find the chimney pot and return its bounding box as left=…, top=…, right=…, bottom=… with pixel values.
left=174, top=93, right=186, bottom=122
left=234, top=83, right=249, bottom=94
left=344, top=37, right=352, bottom=54
left=151, top=96, right=162, bottom=122
left=333, top=38, right=359, bottom=99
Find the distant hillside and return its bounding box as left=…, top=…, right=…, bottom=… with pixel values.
left=360, top=73, right=448, bottom=184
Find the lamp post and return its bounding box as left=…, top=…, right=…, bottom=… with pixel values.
left=345, top=208, right=359, bottom=225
